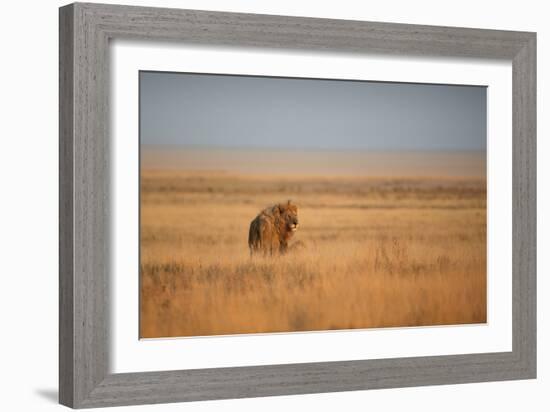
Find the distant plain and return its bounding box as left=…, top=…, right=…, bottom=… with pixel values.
left=140, top=147, right=487, bottom=338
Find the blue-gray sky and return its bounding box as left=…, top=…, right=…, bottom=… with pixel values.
left=140, top=71, right=486, bottom=151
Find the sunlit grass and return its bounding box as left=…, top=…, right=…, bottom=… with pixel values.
left=140, top=171, right=486, bottom=338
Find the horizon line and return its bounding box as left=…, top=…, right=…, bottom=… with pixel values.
left=141, top=143, right=487, bottom=153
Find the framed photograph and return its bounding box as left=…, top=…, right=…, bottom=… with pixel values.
left=59, top=2, right=536, bottom=408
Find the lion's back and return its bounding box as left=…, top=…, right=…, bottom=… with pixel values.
left=248, top=214, right=261, bottom=246
left=248, top=209, right=278, bottom=253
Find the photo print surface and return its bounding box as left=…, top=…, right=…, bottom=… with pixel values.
left=139, top=71, right=487, bottom=338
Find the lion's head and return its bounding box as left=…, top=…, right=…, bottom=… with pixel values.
left=278, top=200, right=299, bottom=233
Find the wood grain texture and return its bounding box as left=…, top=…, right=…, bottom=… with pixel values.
left=59, top=4, right=74, bottom=406
left=512, top=35, right=537, bottom=374
left=59, top=2, right=536, bottom=408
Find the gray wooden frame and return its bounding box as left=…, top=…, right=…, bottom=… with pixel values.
left=59, top=2, right=536, bottom=408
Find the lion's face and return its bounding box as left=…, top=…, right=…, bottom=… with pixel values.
left=279, top=201, right=299, bottom=232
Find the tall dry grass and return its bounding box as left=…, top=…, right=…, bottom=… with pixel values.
left=140, top=171, right=486, bottom=338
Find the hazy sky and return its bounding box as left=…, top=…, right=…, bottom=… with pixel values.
left=140, top=71, right=486, bottom=151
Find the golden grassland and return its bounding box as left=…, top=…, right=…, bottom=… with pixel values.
left=140, top=169, right=487, bottom=338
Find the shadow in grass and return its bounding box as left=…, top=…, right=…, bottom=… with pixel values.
left=35, top=389, right=58, bottom=404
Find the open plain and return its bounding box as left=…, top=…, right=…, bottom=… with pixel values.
left=140, top=148, right=487, bottom=338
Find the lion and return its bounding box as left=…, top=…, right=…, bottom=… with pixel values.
left=248, top=200, right=299, bottom=256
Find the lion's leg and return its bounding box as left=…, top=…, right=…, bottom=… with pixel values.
left=248, top=218, right=259, bottom=256
left=272, top=237, right=281, bottom=256
left=258, top=218, right=273, bottom=257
